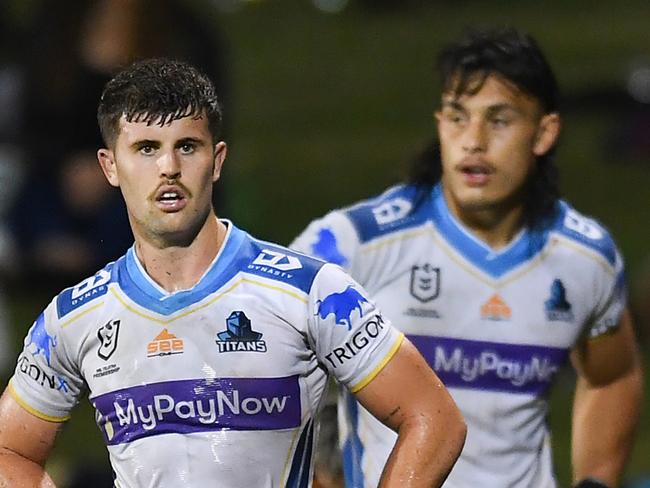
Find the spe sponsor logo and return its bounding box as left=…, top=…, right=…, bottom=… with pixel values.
left=480, top=294, right=511, bottom=321
left=147, top=329, right=184, bottom=358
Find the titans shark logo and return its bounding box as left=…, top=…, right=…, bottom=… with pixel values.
left=311, top=228, right=348, bottom=266
left=316, top=285, right=369, bottom=330
left=26, top=313, right=57, bottom=366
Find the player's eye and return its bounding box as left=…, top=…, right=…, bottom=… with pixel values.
left=179, top=143, right=196, bottom=154
left=139, top=145, right=156, bottom=155
left=490, top=117, right=510, bottom=128
left=443, top=110, right=466, bottom=125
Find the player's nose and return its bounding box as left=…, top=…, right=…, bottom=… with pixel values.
left=158, top=150, right=181, bottom=180
left=461, top=119, right=487, bottom=153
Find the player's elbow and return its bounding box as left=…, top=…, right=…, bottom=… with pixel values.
left=441, top=402, right=467, bottom=461
left=404, top=395, right=467, bottom=465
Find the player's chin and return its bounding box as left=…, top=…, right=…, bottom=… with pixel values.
left=456, top=192, right=500, bottom=212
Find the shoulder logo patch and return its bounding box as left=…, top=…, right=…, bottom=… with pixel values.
left=26, top=313, right=57, bottom=366
left=316, top=285, right=369, bottom=330
left=252, top=249, right=302, bottom=271
left=564, top=209, right=604, bottom=240
left=311, top=228, right=348, bottom=266
left=372, top=197, right=412, bottom=225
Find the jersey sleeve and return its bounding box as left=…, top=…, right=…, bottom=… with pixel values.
left=8, top=300, right=85, bottom=422
left=586, top=247, right=627, bottom=340
left=290, top=211, right=360, bottom=274
left=306, top=263, right=404, bottom=393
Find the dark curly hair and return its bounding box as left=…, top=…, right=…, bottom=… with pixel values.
left=97, top=58, right=222, bottom=147
left=408, top=27, right=561, bottom=229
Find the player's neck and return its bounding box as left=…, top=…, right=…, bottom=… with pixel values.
left=447, top=200, right=525, bottom=250
left=133, top=213, right=227, bottom=293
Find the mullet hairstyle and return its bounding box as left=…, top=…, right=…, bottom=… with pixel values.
left=97, top=58, right=222, bottom=147
left=408, top=27, right=561, bottom=229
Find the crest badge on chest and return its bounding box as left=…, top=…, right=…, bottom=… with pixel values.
left=410, top=263, right=440, bottom=302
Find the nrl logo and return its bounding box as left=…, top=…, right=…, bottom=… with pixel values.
left=410, top=264, right=440, bottom=302
left=97, top=320, right=121, bottom=361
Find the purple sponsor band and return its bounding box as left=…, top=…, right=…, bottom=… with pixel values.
left=91, top=376, right=301, bottom=445
left=408, top=335, right=569, bottom=395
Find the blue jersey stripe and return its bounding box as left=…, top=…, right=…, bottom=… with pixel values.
left=342, top=390, right=365, bottom=488
left=115, top=223, right=324, bottom=316
left=116, top=225, right=247, bottom=315
left=286, top=419, right=315, bottom=488
left=429, top=185, right=553, bottom=279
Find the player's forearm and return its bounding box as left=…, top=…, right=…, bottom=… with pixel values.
left=378, top=410, right=466, bottom=488
left=572, top=364, right=643, bottom=487
left=0, top=449, right=57, bottom=487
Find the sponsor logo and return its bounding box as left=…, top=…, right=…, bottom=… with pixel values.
left=311, top=228, right=348, bottom=266
left=91, top=376, right=301, bottom=445
left=564, top=209, right=604, bottom=240
left=410, top=264, right=440, bottom=302
left=325, top=315, right=385, bottom=368
left=58, top=267, right=112, bottom=318
left=216, top=311, right=267, bottom=353
left=18, top=354, right=70, bottom=393
left=409, top=335, right=568, bottom=395
left=480, top=294, right=511, bottom=321
left=372, top=197, right=412, bottom=225
left=316, top=285, right=369, bottom=331
left=26, top=313, right=56, bottom=366
left=251, top=249, right=302, bottom=271
left=544, top=279, right=574, bottom=322
left=147, top=329, right=184, bottom=358
left=72, top=269, right=111, bottom=300
left=97, top=320, right=120, bottom=360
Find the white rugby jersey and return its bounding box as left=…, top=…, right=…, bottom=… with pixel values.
left=8, top=221, right=403, bottom=488
left=291, top=184, right=626, bottom=488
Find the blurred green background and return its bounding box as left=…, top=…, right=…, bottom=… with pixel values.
left=3, top=0, right=649, bottom=486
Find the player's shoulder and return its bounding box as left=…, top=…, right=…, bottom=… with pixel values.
left=239, top=231, right=328, bottom=294
left=338, top=183, right=432, bottom=244
left=55, top=261, right=118, bottom=321
left=549, top=200, right=620, bottom=267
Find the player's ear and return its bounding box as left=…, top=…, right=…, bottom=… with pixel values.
left=533, top=112, right=561, bottom=156
left=97, top=148, right=120, bottom=187
left=433, top=110, right=443, bottom=125
left=212, top=142, right=227, bottom=183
